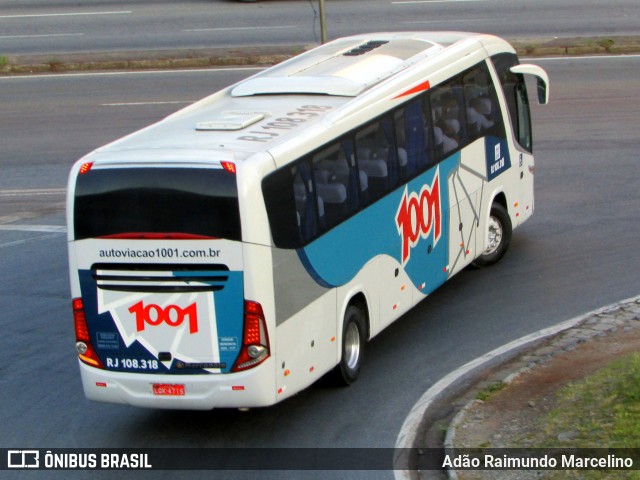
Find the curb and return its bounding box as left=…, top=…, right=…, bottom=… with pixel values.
left=510, top=35, right=640, bottom=57
left=2, top=36, right=640, bottom=75
left=393, top=295, right=640, bottom=480
left=0, top=44, right=310, bottom=75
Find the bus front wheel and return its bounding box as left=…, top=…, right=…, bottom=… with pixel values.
left=473, top=203, right=512, bottom=267
left=333, top=305, right=365, bottom=386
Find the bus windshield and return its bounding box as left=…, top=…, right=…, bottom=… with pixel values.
left=73, top=167, right=241, bottom=241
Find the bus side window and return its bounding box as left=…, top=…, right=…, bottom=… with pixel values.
left=312, top=144, right=352, bottom=229
left=515, top=78, right=532, bottom=152
left=398, top=99, right=429, bottom=176
left=340, top=138, right=369, bottom=208
left=464, top=67, right=494, bottom=138
left=355, top=122, right=391, bottom=202
left=462, top=61, right=505, bottom=142
left=393, top=110, right=408, bottom=180
left=263, top=166, right=306, bottom=249
left=430, top=61, right=506, bottom=163
left=262, top=158, right=328, bottom=249
left=293, top=164, right=325, bottom=242
left=431, top=82, right=461, bottom=160
left=491, top=53, right=532, bottom=152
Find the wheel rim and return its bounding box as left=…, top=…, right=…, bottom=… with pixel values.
left=483, top=215, right=503, bottom=255
left=344, top=321, right=361, bottom=371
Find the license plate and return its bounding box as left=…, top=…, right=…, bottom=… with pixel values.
left=152, top=384, right=185, bottom=396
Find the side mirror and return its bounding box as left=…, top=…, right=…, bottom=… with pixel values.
left=510, top=64, right=550, bottom=105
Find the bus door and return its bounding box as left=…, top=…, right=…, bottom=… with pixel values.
left=492, top=54, right=550, bottom=225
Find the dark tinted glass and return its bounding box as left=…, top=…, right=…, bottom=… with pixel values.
left=74, top=167, right=240, bottom=240
left=491, top=53, right=532, bottom=152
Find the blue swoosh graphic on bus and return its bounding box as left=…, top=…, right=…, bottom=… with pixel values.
left=299, top=154, right=460, bottom=290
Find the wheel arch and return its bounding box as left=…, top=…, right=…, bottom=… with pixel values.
left=491, top=190, right=508, bottom=212
left=474, top=192, right=513, bottom=267
left=483, top=189, right=511, bottom=230
left=341, top=290, right=371, bottom=342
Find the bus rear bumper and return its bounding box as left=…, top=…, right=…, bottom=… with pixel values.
left=79, top=361, right=277, bottom=410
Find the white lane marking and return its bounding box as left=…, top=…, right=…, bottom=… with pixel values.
left=0, top=232, right=64, bottom=248
left=0, top=188, right=66, bottom=197
left=0, top=33, right=84, bottom=40
left=393, top=0, right=486, bottom=4
left=402, top=18, right=490, bottom=24
left=0, top=224, right=66, bottom=233
left=0, top=11, right=132, bottom=19
left=183, top=26, right=296, bottom=33
left=101, top=100, right=194, bottom=107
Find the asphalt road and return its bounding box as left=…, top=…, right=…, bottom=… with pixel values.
left=1, top=55, right=639, bottom=479
left=1, top=0, right=639, bottom=55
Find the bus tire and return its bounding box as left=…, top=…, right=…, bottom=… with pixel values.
left=473, top=202, right=512, bottom=268
left=333, top=305, right=366, bottom=386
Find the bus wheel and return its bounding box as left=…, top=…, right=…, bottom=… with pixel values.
left=333, top=305, right=365, bottom=386
left=473, top=203, right=512, bottom=267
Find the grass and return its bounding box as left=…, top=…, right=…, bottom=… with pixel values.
left=597, top=37, right=616, bottom=51
left=526, top=353, right=640, bottom=479
left=476, top=381, right=507, bottom=401
left=47, top=57, right=63, bottom=70
left=542, top=353, right=640, bottom=447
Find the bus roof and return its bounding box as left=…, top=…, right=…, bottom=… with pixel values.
left=84, top=32, right=515, bottom=169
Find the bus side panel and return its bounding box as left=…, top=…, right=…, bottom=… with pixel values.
left=447, top=188, right=478, bottom=277
left=447, top=137, right=509, bottom=275
left=293, top=136, right=513, bottom=338
left=376, top=254, right=413, bottom=334
left=274, top=292, right=337, bottom=401
left=510, top=149, right=535, bottom=226
left=270, top=248, right=337, bottom=399
left=291, top=155, right=465, bottom=339
left=299, top=164, right=454, bottom=287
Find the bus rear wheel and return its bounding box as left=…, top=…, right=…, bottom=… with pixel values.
left=332, top=305, right=365, bottom=386
left=473, top=203, right=512, bottom=267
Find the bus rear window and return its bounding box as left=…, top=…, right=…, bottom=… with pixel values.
left=73, top=167, right=241, bottom=241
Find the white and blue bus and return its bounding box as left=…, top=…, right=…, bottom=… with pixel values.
left=67, top=32, right=548, bottom=409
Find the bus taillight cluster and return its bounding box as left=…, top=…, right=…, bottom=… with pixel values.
left=232, top=301, right=270, bottom=372
left=73, top=298, right=104, bottom=369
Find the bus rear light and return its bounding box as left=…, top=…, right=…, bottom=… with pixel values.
left=73, top=298, right=89, bottom=343
left=72, top=298, right=104, bottom=369
left=232, top=301, right=270, bottom=372
left=221, top=161, right=237, bottom=174
left=79, top=162, right=93, bottom=174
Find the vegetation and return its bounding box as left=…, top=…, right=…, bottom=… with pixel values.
left=476, top=381, right=507, bottom=401
left=526, top=353, right=640, bottom=479
left=597, top=38, right=616, bottom=51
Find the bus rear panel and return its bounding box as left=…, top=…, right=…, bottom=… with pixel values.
left=69, top=163, right=275, bottom=409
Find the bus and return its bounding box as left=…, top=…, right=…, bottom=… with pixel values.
left=67, top=32, right=548, bottom=410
